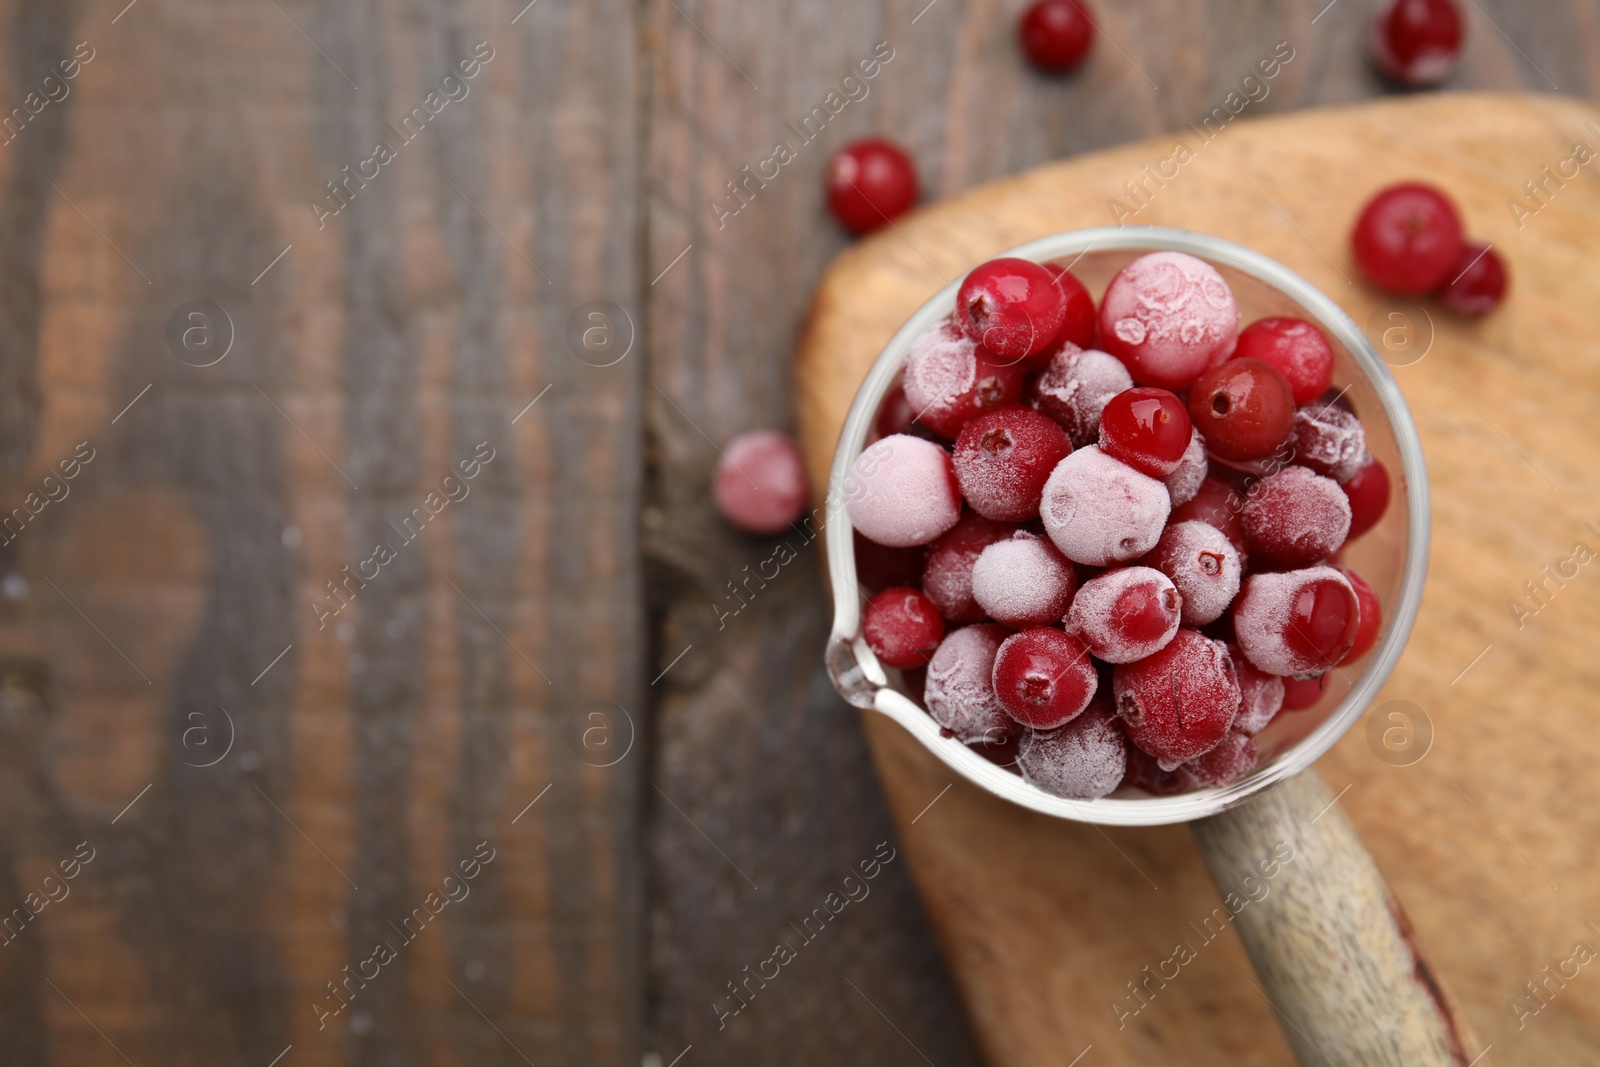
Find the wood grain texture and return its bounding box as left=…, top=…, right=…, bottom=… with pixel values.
left=795, top=92, right=1600, bottom=1066
left=1192, top=771, right=1481, bottom=1066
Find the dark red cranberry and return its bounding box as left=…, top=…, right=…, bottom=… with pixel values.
left=1231, top=317, right=1335, bottom=407
left=992, top=628, right=1098, bottom=729
left=1122, top=741, right=1184, bottom=795
left=1338, top=568, right=1382, bottom=664
left=1043, top=263, right=1097, bottom=354
left=1188, top=358, right=1296, bottom=462
left=1342, top=457, right=1391, bottom=539
left=876, top=383, right=917, bottom=438
left=1437, top=243, right=1508, bottom=316
left=1281, top=673, right=1328, bottom=710
left=956, top=257, right=1068, bottom=365
left=826, top=139, right=919, bottom=233
left=1098, top=387, right=1193, bottom=477
left=922, top=512, right=1018, bottom=623
left=1113, top=630, right=1241, bottom=769
left=863, top=587, right=946, bottom=669
left=1368, top=0, right=1464, bottom=87
left=1019, top=0, right=1095, bottom=72
left=1171, top=476, right=1249, bottom=557
left=1351, top=182, right=1465, bottom=294
left=953, top=407, right=1072, bottom=521
left=853, top=530, right=926, bottom=592
left=1241, top=467, right=1352, bottom=569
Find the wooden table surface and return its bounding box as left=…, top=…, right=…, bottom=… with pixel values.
left=0, top=2, right=1592, bottom=1065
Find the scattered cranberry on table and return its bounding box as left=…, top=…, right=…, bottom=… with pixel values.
left=1368, top=0, right=1465, bottom=88
left=825, top=138, right=919, bottom=233
left=713, top=430, right=809, bottom=535
left=1018, top=0, right=1096, bottom=73
left=1437, top=242, right=1508, bottom=315
left=1350, top=181, right=1465, bottom=294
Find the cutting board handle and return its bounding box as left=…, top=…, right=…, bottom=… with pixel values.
left=1189, top=770, right=1484, bottom=1066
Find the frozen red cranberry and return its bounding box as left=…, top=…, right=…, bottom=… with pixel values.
left=1039, top=446, right=1171, bottom=566
left=1018, top=0, right=1095, bottom=73
left=1163, top=429, right=1208, bottom=507
left=923, top=512, right=1017, bottom=623
left=1342, top=457, right=1391, bottom=539
left=953, top=407, right=1072, bottom=521
left=1241, top=466, right=1352, bottom=569
left=1189, top=358, right=1295, bottom=462
left=1143, top=520, right=1242, bottom=627
left=1170, top=480, right=1244, bottom=558
left=863, top=587, right=946, bottom=670
left=1019, top=698, right=1129, bottom=801
left=1338, top=568, right=1382, bottom=664
left=714, top=430, right=809, bottom=535
left=1043, top=264, right=1097, bottom=354
left=846, top=434, right=962, bottom=548
left=1032, top=344, right=1134, bottom=447
left=1233, top=566, right=1360, bottom=677
left=853, top=530, right=925, bottom=592
left=826, top=138, right=918, bottom=233
left=956, top=257, right=1068, bottom=365
left=971, top=532, right=1078, bottom=628
left=1438, top=243, right=1508, bottom=316
left=1229, top=646, right=1286, bottom=734
left=1174, top=730, right=1257, bottom=790
left=1113, top=629, right=1240, bottom=769
left=993, top=628, right=1098, bottom=729
left=1231, top=317, right=1334, bottom=407
left=1351, top=182, right=1465, bottom=294
left=903, top=317, right=1025, bottom=439
left=1065, top=566, right=1182, bottom=664
left=876, top=383, right=917, bottom=438
left=925, top=624, right=1013, bottom=744
left=1098, top=387, right=1193, bottom=478
left=1368, top=0, right=1464, bottom=87
left=971, top=717, right=1026, bottom=769
left=1288, top=403, right=1367, bottom=484
left=1281, top=673, right=1329, bottom=710
left=1098, top=251, right=1240, bottom=390
left=1122, top=742, right=1183, bottom=795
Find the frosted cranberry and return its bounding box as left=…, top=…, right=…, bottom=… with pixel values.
left=1368, top=0, right=1464, bottom=87
left=1342, top=457, right=1391, bottom=539
left=925, top=624, right=1013, bottom=743
left=1175, top=730, right=1257, bottom=790
left=1171, top=476, right=1248, bottom=557
left=1098, top=251, right=1240, bottom=390
left=1229, top=645, right=1286, bottom=734
left=864, top=587, right=946, bottom=669
left=714, top=431, right=809, bottom=535
left=1288, top=404, right=1367, bottom=483
left=1338, top=568, right=1382, bottom=664
left=1438, top=243, right=1508, bottom=316
left=923, top=512, right=1017, bottom=623
left=1189, top=358, right=1295, bottom=462
left=1019, top=0, right=1095, bottom=73
left=1143, top=521, right=1242, bottom=627
left=1163, top=429, right=1208, bottom=507
left=957, top=257, right=1068, bottom=365
left=1032, top=344, right=1133, bottom=447
left=1351, top=183, right=1465, bottom=294
left=992, top=628, right=1098, bottom=729
left=1231, top=317, right=1334, bottom=407
left=826, top=138, right=918, bottom=233
left=903, top=318, right=1025, bottom=439
left=1019, top=699, right=1129, bottom=801
left=853, top=530, right=925, bottom=592
left=1043, top=264, right=1097, bottom=354
left=846, top=434, right=962, bottom=548
left=1039, top=446, right=1171, bottom=566
left=971, top=532, right=1078, bottom=628
left=1097, top=387, right=1193, bottom=478
left=1281, top=673, right=1328, bottom=710
left=1241, top=466, right=1352, bottom=569
left=876, top=383, right=917, bottom=438
left=953, top=407, right=1073, bottom=521
left=1066, top=566, right=1182, bottom=664
left=1233, top=566, right=1360, bottom=676
left=1113, top=630, right=1240, bottom=769
left=1122, top=742, right=1183, bottom=796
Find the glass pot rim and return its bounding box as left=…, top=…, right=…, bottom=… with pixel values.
left=823, top=226, right=1431, bottom=827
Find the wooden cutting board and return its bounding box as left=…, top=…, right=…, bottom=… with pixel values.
left=795, top=93, right=1600, bottom=1066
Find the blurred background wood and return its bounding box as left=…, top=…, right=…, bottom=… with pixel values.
left=0, top=0, right=1593, bottom=1064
